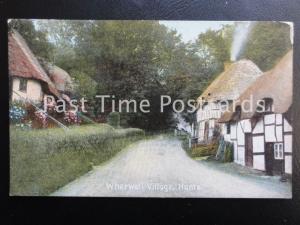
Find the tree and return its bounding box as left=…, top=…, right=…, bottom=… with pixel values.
left=35, top=20, right=86, bottom=72
left=72, top=70, right=97, bottom=99
left=28, top=20, right=255, bottom=130
left=196, top=25, right=233, bottom=74
left=241, top=22, right=291, bottom=71
left=8, top=19, right=54, bottom=61
left=70, top=21, right=185, bottom=129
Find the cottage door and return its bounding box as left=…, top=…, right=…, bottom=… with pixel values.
left=245, top=133, right=253, bottom=167
left=265, top=143, right=274, bottom=176
left=204, top=121, right=209, bottom=142
left=265, top=143, right=284, bottom=175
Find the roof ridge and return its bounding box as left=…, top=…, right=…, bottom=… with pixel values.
left=9, top=30, right=60, bottom=97
left=197, top=59, right=263, bottom=102
left=11, top=30, right=50, bottom=82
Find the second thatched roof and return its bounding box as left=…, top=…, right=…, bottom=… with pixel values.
left=41, top=62, right=74, bottom=93
left=219, top=50, right=293, bottom=123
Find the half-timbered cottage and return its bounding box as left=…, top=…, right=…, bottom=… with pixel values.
left=219, top=50, right=293, bottom=175
left=195, top=60, right=262, bottom=143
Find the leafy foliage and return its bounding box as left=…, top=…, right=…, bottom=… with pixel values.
left=72, top=70, right=97, bottom=98
left=224, top=142, right=234, bottom=163
left=9, top=105, right=26, bottom=123
left=9, top=20, right=292, bottom=130
left=196, top=25, right=233, bottom=73
left=9, top=101, right=32, bottom=129
left=107, top=112, right=120, bottom=128
left=8, top=19, right=55, bottom=61
left=240, top=22, right=291, bottom=71
left=190, top=143, right=218, bottom=157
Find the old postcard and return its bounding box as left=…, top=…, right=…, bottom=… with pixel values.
left=9, top=20, right=293, bottom=198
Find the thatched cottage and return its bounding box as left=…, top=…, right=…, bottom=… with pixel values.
left=9, top=30, right=73, bottom=104
left=195, top=60, right=262, bottom=143
left=9, top=30, right=60, bottom=102
left=40, top=62, right=74, bottom=103
left=41, top=62, right=74, bottom=96
left=219, top=50, right=293, bottom=175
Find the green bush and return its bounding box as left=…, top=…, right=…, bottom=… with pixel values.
left=190, top=143, right=218, bottom=157
left=107, top=112, right=120, bottom=128
left=10, top=124, right=144, bottom=196
left=224, top=143, right=234, bottom=162
left=115, top=128, right=145, bottom=137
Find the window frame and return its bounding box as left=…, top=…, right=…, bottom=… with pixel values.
left=264, top=98, right=274, bottom=113
left=274, top=143, right=284, bottom=160
left=19, top=78, right=28, bottom=93
left=226, top=123, right=231, bottom=134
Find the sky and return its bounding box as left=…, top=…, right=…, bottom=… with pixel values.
left=159, top=21, right=234, bottom=43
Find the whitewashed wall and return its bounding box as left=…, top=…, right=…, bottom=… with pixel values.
left=284, top=118, right=292, bottom=132
left=233, top=140, right=238, bottom=162
left=230, top=123, right=237, bottom=140
left=253, top=119, right=264, bottom=134
left=252, top=114, right=292, bottom=174
left=222, top=124, right=231, bottom=142
left=12, top=77, right=43, bottom=103
left=196, top=101, right=223, bottom=142
left=236, top=122, right=245, bottom=165
left=251, top=117, right=266, bottom=171
left=253, top=155, right=265, bottom=171
left=252, top=135, right=265, bottom=171
left=232, top=120, right=250, bottom=166
left=198, top=121, right=205, bottom=141
left=264, top=114, right=276, bottom=142
left=284, top=118, right=293, bottom=174
left=237, top=122, right=245, bottom=146
left=224, top=114, right=292, bottom=174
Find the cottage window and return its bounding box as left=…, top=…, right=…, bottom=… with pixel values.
left=202, top=102, right=208, bottom=110
left=226, top=123, right=231, bottom=134
left=257, top=98, right=273, bottom=113
left=19, top=78, right=27, bottom=92
left=274, top=143, right=283, bottom=159
left=220, top=101, right=228, bottom=111
left=265, top=98, right=273, bottom=112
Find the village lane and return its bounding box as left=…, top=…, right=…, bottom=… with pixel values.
left=52, top=136, right=291, bottom=198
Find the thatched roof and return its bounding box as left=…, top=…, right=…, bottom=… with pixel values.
left=8, top=30, right=60, bottom=97
left=197, top=60, right=262, bottom=103
left=219, top=50, right=293, bottom=123
left=42, top=63, right=74, bottom=93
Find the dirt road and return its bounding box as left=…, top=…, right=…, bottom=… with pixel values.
left=52, top=136, right=291, bottom=198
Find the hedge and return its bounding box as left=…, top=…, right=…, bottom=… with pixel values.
left=10, top=124, right=144, bottom=196
left=224, top=142, right=234, bottom=163
left=107, top=112, right=120, bottom=128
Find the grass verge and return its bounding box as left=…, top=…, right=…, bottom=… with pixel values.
left=10, top=124, right=144, bottom=196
